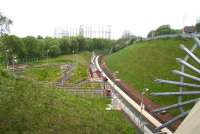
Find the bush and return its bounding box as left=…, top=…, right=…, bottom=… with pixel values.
left=147, top=25, right=181, bottom=37
left=0, top=35, right=115, bottom=61
left=196, top=23, right=200, bottom=33
left=49, top=45, right=61, bottom=57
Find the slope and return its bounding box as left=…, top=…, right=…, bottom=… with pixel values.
left=106, top=38, right=195, bottom=111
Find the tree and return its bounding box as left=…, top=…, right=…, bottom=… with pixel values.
left=69, top=38, right=79, bottom=53
left=0, top=12, right=12, bottom=36
left=49, top=45, right=61, bottom=57
left=23, top=36, right=41, bottom=58
left=0, top=40, right=4, bottom=63
left=121, top=30, right=137, bottom=40
left=155, top=25, right=172, bottom=36
left=46, top=38, right=61, bottom=57
left=196, top=23, right=200, bottom=33
left=147, top=30, right=155, bottom=38
left=76, top=36, right=86, bottom=51
left=147, top=24, right=181, bottom=37
left=1, top=35, right=25, bottom=61
left=37, top=38, right=47, bottom=58
left=59, top=37, right=71, bottom=54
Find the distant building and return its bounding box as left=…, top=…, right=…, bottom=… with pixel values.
left=183, top=26, right=196, bottom=34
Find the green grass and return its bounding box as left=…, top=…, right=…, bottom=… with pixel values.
left=25, top=51, right=90, bottom=67
left=18, top=52, right=91, bottom=82
left=106, top=38, right=197, bottom=113
left=68, top=63, right=88, bottom=83
left=0, top=69, right=134, bottom=134
left=0, top=52, right=135, bottom=133
left=22, top=65, right=60, bottom=81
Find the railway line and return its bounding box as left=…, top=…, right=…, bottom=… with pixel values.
left=93, top=55, right=173, bottom=134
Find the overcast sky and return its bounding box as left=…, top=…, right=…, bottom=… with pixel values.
left=1, top=0, right=200, bottom=38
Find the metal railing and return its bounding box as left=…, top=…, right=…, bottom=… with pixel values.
left=134, top=33, right=200, bottom=43
left=94, top=56, right=172, bottom=134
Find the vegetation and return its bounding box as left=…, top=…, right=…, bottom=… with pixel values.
left=0, top=35, right=114, bottom=65
left=18, top=52, right=90, bottom=82
left=0, top=68, right=135, bottom=134
left=22, top=65, right=61, bottom=81
left=0, top=12, right=12, bottom=36
left=0, top=51, right=135, bottom=133
left=147, top=25, right=181, bottom=37
left=195, top=22, right=200, bottom=33
left=106, top=38, right=195, bottom=114
left=0, top=10, right=135, bottom=134
left=112, top=37, right=137, bottom=53
left=111, top=31, right=142, bottom=53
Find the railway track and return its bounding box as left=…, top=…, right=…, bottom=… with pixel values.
left=94, top=55, right=173, bottom=134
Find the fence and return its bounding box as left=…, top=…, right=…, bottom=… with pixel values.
left=134, top=33, right=200, bottom=43
left=35, top=81, right=106, bottom=97
left=94, top=56, right=172, bottom=134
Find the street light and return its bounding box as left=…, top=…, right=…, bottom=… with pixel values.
left=6, top=49, right=9, bottom=69
left=72, top=50, right=75, bottom=64
left=12, top=56, right=17, bottom=72
left=140, top=88, right=149, bottom=132
left=113, top=71, right=119, bottom=79
left=141, top=88, right=149, bottom=111
left=47, top=49, right=49, bottom=65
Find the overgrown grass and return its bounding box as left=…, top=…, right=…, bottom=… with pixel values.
left=0, top=67, right=135, bottom=134
left=19, top=52, right=91, bottom=82
left=106, top=38, right=197, bottom=114
left=68, top=63, right=88, bottom=82
left=0, top=52, right=135, bottom=133
left=23, top=65, right=61, bottom=81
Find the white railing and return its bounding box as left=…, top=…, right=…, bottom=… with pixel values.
left=94, top=56, right=173, bottom=134
left=135, top=33, right=200, bottom=43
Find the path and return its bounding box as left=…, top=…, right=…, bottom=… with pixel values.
left=55, top=62, right=105, bottom=96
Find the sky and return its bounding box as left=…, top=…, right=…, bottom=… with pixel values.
left=0, top=0, right=200, bottom=39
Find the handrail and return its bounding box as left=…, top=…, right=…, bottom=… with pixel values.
left=95, top=56, right=173, bottom=134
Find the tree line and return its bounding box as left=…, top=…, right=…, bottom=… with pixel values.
left=0, top=35, right=114, bottom=64
left=147, top=25, right=181, bottom=38
left=0, top=11, right=115, bottom=64
left=147, top=23, right=200, bottom=38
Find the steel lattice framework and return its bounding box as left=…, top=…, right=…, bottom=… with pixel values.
left=54, top=24, right=111, bottom=39
left=151, top=36, right=200, bottom=132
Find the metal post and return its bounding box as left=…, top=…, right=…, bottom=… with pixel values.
left=72, top=50, right=75, bottom=64
left=12, top=56, right=17, bottom=73
left=12, top=58, right=14, bottom=72
left=47, top=49, right=49, bottom=66
left=6, top=49, right=9, bottom=69
left=140, top=88, right=149, bottom=132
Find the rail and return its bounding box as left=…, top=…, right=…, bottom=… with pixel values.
left=94, top=56, right=173, bottom=134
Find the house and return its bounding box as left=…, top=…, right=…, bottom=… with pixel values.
left=183, top=26, right=196, bottom=33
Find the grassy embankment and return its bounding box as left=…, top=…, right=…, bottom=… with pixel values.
left=106, top=38, right=198, bottom=114
left=19, top=52, right=90, bottom=82
left=0, top=52, right=135, bottom=133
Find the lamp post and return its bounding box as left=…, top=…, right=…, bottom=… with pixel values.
left=47, top=49, right=49, bottom=65
left=6, top=49, right=9, bottom=69
left=72, top=50, right=75, bottom=64
left=113, top=71, right=119, bottom=80
left=140, top=88, right=149, bottom=132
left=141, top=88, right=149, bottom=111
left=12, top=56, right=17, bottom=72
